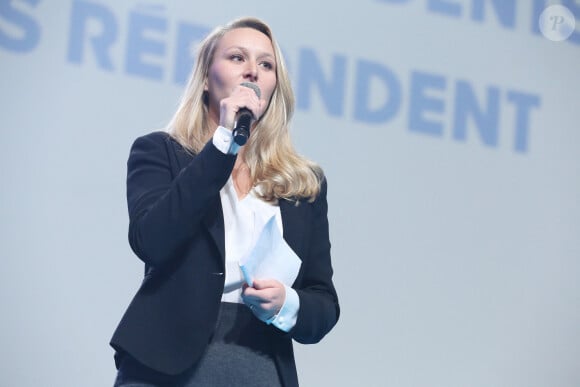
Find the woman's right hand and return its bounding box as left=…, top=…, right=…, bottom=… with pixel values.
left=218, top=84, right=265, bottom=130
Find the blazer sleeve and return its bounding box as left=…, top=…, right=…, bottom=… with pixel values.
left=290, top=179, right=340, bottom=344
left=126, top=132, right=235, bottom=268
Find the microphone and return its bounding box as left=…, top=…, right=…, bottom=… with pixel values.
left=232, top=82, right=261, bottom=146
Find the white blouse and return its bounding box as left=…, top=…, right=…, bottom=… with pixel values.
left=219, top=175, right=283, bottom=303
left=213, top=126, right=299, bottom=332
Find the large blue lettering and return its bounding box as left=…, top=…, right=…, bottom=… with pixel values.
left=296, top=48, right=346, bottom=117
left=59, top=2, right=546, bottom=154
left=354, top=59, right=401, bottom=124
left=453, top=81, right=500, bottom=148
left=472, top=0, right=516, bottom=29
left=428, top=0, right=462, bottom=18
left=507, top=91, right=541, bottom=152
left=125, top=7, right=167, bottom=80
left=409, top=71, right=446, bottom=137
left=173, top=23, right=209, bottom=85
left=67, top=0, right=118, bottom=71
left=531, top=0, right=545, bottom=37
left=0, top=0, right=41, bottom=53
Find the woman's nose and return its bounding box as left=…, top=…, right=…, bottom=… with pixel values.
left=244, top=60, right=258, bottom=81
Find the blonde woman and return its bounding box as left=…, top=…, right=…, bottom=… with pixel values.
left=111, top=17, right=339, bottom=387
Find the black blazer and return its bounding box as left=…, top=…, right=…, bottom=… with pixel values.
left=110, top=132, right=339, bottom=386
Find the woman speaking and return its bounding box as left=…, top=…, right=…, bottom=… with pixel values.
left=110, top=16, right=340, bottom=387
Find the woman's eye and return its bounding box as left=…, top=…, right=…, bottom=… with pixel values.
left=230, top=54, right=243, bottom=62
left=260, top=61, right=273, bottom=70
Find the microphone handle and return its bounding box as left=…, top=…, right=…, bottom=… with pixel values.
left=233, top=109, right=253, bottom=146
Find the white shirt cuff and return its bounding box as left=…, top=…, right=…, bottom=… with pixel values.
left=212, top=126, right=240, bottom=155
left=267, top=285, right=299, bottom=332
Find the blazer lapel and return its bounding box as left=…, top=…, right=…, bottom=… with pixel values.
left=279, top=199, right=307, bottom=260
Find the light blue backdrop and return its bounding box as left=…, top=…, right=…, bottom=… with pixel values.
left=1, top=1, right=579, bottom=386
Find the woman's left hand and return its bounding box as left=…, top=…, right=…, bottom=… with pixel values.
left=242, top=279, right=286, bottom=322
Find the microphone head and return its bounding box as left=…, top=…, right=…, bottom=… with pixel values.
left=240, top=82, right=261, bottom=99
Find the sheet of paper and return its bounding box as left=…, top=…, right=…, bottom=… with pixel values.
left=239, top=215, right=301, bottom=287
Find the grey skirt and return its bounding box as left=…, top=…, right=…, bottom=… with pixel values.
left=114, top=302, right=282, bottom=387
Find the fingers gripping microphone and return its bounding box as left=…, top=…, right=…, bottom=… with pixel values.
left=233, top=82, right=261, bottom=146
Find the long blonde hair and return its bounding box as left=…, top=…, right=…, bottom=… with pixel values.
left=167, top=17, right=322, bottom=202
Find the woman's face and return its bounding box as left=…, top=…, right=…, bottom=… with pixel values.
left=205, top=27, right=277, bottom=124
